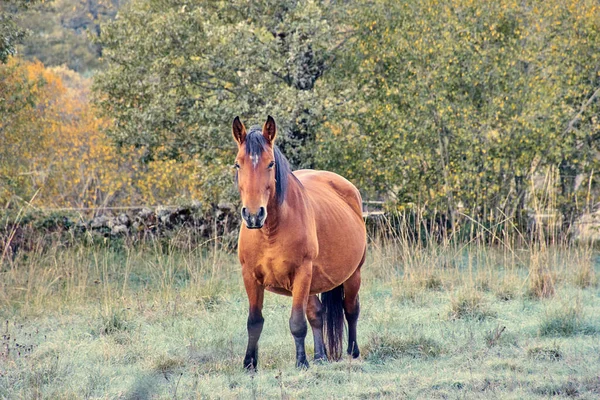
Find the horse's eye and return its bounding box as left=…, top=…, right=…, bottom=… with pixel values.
left=268, top=161, right=275, bottom=169
left=234, top=162, right=240, bottom=169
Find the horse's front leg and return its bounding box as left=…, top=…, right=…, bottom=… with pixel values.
left=242, top=268, right=265, bottom=370
left=290, top=262, right=312, bottom=368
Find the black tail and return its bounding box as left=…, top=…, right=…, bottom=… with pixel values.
left=321, top=285, right=345, bottom=361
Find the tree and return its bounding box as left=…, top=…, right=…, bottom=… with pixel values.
left=93, top=0, right=600, bottom=232
left=318, top=0, right=600, bottom=232
left=94, top=0, right=355, bottom=203
left=15, top=0, right=123, bottom=72
left=0, top=58, right=66, bottom=205
left=0, top=0, right=40, bottom=63
left=0, top=58, right=203, bottom=209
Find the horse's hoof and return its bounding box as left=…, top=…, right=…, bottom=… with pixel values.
left=313, top=354, right=328, bottom=364
left=243, top=357, right=257, bottom=371
left=296, top=358, right=310, bottom=369
left=347, top=347, right=360, bottom=359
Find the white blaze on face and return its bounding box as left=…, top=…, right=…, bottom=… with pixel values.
left=250, top=153, right=259, bottom=169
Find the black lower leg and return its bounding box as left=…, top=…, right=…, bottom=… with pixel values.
left=310, top=326, right=327, bottom=362
left=290, top=310, right=309, bottom=368
left=244, top=311, right=264, bottom=370
left=307, top=297, right=327, bottom=361
left=345, top=304, right=360, bottom=358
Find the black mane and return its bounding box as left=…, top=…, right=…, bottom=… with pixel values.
left=244, top=127, right=292, bottom=205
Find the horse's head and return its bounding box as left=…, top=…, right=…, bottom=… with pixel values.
left=232, top=116, right=279, bottom=229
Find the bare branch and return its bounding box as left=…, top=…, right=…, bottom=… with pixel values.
left=564, top=86, right=600, bottom=135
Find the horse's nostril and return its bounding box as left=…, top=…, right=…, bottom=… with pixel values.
left=241, top=207, right=266, bottom=228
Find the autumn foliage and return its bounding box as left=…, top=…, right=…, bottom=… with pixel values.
left=0, top=58, right=201, bottom=209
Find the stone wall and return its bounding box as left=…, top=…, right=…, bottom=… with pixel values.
left=1, top=203, right=240, bottom=257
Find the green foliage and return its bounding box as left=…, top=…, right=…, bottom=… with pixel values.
left=91, top=0, right=600, bottom=227
left=13, top=0, right=122, bottom=72
left=0, top=0, right=39, bottom=63
left=94, top=0, right=354, bottom=201
left=320, top=0, right=600, bottom=225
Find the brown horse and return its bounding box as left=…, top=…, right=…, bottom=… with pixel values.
left=232, top=116, right=367, bottom=369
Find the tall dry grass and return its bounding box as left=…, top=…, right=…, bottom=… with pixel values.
left=1, top=207, right=596, bottom=323
left=0, top=230, right=240, bottom=321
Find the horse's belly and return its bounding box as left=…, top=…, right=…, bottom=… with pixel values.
left=309, top=275, right=342, bottom=294
left=310, top=220, right=366, bottom=292
left=265, top=286, right=292, bottom=296
left=310, top=257, right=361, bottom=294
left=296, top=170, right=366, bottom=293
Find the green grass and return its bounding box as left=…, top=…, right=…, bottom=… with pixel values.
left=1, top=238, right=600, bottom=399
left=538, top=302, right=599, bottom=337
left=363, top=334, right=441, bottom=363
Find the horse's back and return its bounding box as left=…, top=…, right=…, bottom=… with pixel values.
left=294, top=170, right=366, bottom=292
left=294, top=170, right=363, bottom=219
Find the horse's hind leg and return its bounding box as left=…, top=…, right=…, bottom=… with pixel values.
left=306, top=295, right=327, bottom=362
left=343, top=267, right=361, bottom=358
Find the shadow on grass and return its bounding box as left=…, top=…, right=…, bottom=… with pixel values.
left=126, top=354, right=186, bottom=399
left=125, top=372, right=162, bottom=400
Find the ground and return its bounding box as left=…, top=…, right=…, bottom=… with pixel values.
left=1, top=239, right=599, bottom=399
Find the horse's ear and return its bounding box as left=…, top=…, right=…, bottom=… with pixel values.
left=232, top=116, right=247, bottom=145
left=262, top=115, right=277, bottom=144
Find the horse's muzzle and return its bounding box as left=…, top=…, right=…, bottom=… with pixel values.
left=241, top=206, right=267, bottom=229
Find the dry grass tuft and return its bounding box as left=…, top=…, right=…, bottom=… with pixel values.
left=391, top=281, right=422, bottom=304
left=448, top=290, right=496, bottom=321
left=574, top=263, right=597, bottom=289
left=528, top=264, right=555, bottom=299
left=527, top=343, right=563, bottom=361
left=494, top=275, right=521, bottom=301
left=154, top=354, right=186, bottom=375
left=363, top=334, right=441, bottom=363
left=533, top=380, right=580, bottom=397
left=422, top=274, right=443, bottom=290
left=100, top=309, right=131, bottom=335
left=484, top=325, right=506, bottom=347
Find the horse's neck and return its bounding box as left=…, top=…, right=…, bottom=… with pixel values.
left=264, top=174, right=307, bottom=235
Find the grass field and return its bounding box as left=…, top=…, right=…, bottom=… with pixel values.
left=1, top=234, right=600, bottom=399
